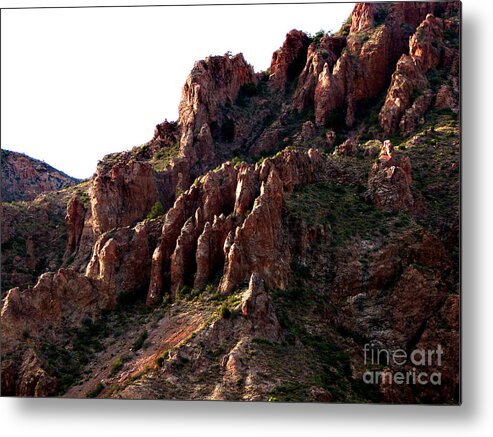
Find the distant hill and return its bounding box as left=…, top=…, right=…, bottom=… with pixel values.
left=1, top=149, right=80, bottom=202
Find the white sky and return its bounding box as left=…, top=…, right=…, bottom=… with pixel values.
left=1, top=2, right=355, bottom=179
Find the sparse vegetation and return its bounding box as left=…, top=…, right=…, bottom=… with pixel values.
left=150, top=141, right=180, bottom=171
left=132, top=330, right=148, bottom=351
left=312, top=29, right=326, bottom=47
left=162, top=294, right=171, bottom=307
left=230, top=156, right=243, bottom=166
left=85, top=382, right=104, bottom=398
left=110, top=357, right=124, bottom=376
left=284, top=181, right=416, bottom=246
left=78, top=191, right=90, bottom=208
left=177, top=285, right=204, bottom=301
left=155, top=349, right=171, bottom=367
left=339, top=16, right=352, bottom=37
left=236, top=82, right=259, bottom=107
left=219, top=304, right=231, bottom=319
left=146, top=201, right=165, bottom=220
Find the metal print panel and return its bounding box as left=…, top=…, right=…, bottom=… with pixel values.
left=1, top=1, right=461, bottom=404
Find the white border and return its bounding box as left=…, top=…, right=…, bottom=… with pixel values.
left=2, top=0, right=492, bottom=436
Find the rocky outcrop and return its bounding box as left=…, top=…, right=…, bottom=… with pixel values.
left=269, top=30, right=310, bottom=93
left=1, top=149, right=79, bottom=202
left=379, top=54, right=428, bottom=135
left=1, top=213, right=164, bottom=396
left=308, top=2, right=437, bottom=128
left=241, top=273, right=282, bottom=341
left=220, top=168, right=286, bottom=294
left=178, top=53, right=256, bottom=175
left=314, top=51, right=351, bottom=126
left=64, top=194, right=87, bottom=258
left=66, top=197, right=97, bottom=272
left=1, top=349, right=58, bottom=397
left=91, top=161, right=161, bottom=234
left=153, top=119, right=180, bottom=145
left=379, top=12, right=460, bottom=134
left=293, top=35, right=345, bottom=112
left=331, top=228, right=450, bottom=346
left=85, top=218, right=163, bottom=302
left=147, top=148, right=325, bottom=305
left=194, top=214, right=233, bottom=290
left=399, top=89, right=434, bottom=134
left=350, top=2, right=378, bottom=33
left=1, top=2, right=460, bottom=402
left=367, top=140, right=414, bottom=212
left=15, top=350, right=58, bottom=397
left=334, top=137, right=358, bottom=156
left=88, top=51, right=258, bottom=244
left=75, top=4, right=449, bottom=263
left=1, top=269, right=111, bottom=350
left=435, top=83, right=459, bottom=113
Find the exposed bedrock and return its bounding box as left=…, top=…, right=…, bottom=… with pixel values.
left=147, top=147, right=325, bottom=305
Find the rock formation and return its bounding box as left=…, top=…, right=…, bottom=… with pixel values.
left=1, top=269, right=111, bottom=347
left=295, top=2, right=439, bottom=128
left=64, top=194, right=87, bottom=258
left=379, top=12, right=460, bottom=134
left=367, top=140, right=414, bottom=212
left=269, top=30, right=311, bottom=93
left=178, top=53, right=256, bottom=175
left=240, top=272, right=282, bottom=341
left=147, top=147, right=325, bottom=305
left=1, top=2, right=460, bottom=403
left=91, top=161, right=161, bottom=235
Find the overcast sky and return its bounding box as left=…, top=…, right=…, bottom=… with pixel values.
left=1, top=3, right=355, bottom=179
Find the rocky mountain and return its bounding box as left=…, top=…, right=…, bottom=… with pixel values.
left=1, top=149, right=80, bottom=202
left=1, top=2, right=460, bottom=404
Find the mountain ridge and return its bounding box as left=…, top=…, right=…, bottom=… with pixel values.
left=1, top=1, right=460, bottom=403
left=1, top=148, right=80, bottom=202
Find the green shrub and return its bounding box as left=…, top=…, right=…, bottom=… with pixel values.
left=340, top=17, right=352, bottom=36
left=291, top=260, right=310, bottom=279
left=86, top=382, right=104, bottom=398
left=219, top=304, right=231, bottom=319
left=312, top=30, right=326, bottom=47
left=236, top=82, right=259, bottom=106
left=110, top=357, right=124, bottom=376
left=155, top=349, right=171, bottom=367
left=240, top=82, right=258, bottom=97
left=427, top=69, right=448, bottom=90
left=132, top=331, right=148, bottom=351
left=79, top=191, right=90, bottom=208
left=204, top=283, right=216, bottom=295
left=177, top=285, right=192, bottom=300
left=193, top=176, right=202, bottom=187
left=162, top=294, right=170, bottom=307
left=146, top=201, right=165, bottom=220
